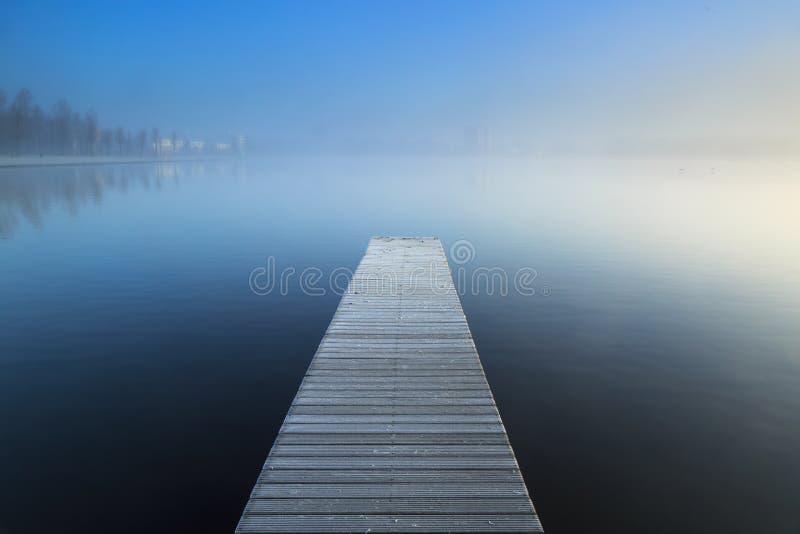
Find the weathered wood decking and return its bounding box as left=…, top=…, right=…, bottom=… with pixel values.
left=237, top=237, right=542, bottom=533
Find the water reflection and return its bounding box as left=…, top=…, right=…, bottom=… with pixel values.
left=0, top=160, right=252, bottom=238
left=1, top=156, right=799, bottom=533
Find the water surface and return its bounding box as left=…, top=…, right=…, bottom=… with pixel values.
left=1, top=157, right=799, bottom=533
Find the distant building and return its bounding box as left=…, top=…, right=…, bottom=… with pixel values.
left=234, top=134, right=247, bottom=155
left=190, top=140, right=206, bottom=152
left=463, top=126, right=492, bottom=156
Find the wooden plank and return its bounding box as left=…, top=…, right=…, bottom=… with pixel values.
left=263, top=457, right=521, bottom=469
left=278, top=423, right=507, bottom=433
left=237, top=237, right=542, bottom=533
left=274, top=433, right=513, bottom=445
left=284, top=415, right=502, bottom=423
left=288, top=405, right=499, bottom=415
left=294, top=390, right=495, bottom=397
left=250, top=483, right=531, bottom=499
left=255, top=469, right=528, bottom=484
left=292, top=397, right=496, bottom=406
left=269, top=444, right=514, bottom=456
left=244, top=498, right=535, bottom=514
left=237, top=515, right=542, bottom=533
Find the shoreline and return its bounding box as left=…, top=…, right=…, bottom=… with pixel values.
left=0, top=155, right=237, bottom=169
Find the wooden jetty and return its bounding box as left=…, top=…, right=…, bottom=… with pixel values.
left=237, top=237, right=542, bottom=533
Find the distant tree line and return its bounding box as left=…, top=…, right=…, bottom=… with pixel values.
left=0, top=87, right=239, bottom=157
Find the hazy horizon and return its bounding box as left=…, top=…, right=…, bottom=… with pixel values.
left=3, top=4, right=800, bottom=532
left=2, top=1, right=798, bottom=158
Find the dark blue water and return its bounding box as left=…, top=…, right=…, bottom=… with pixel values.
left=1, top=157, right=799, bottom=533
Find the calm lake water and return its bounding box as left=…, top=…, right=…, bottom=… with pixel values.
left=1, top=157, right=799, bottom=533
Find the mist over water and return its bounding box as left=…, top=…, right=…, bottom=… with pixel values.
left=3, top=2, right=800, bottom=532
left=1, top=157, right=799, bottom=533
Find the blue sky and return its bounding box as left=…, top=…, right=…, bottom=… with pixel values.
left=2, top=1, right=798, bottom=155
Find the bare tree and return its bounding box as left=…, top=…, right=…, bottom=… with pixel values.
left=151, top=128, right=160, bottom=156
left=52, top=99, right=72, bottom=155
left=136, top=129, right=146, bottom=156
left=30, top=105, right=44, bottom=154
left=0, top=90, right=7, bottom=151
left=100, top=129, right=113, bottom=155
left=11, top=88, right=32, bottom=154
left=72, top=112, right=84, bottom=155
left=115, top=127, right=126, bottom=155
left=86, top=113, right=99, bottom=155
